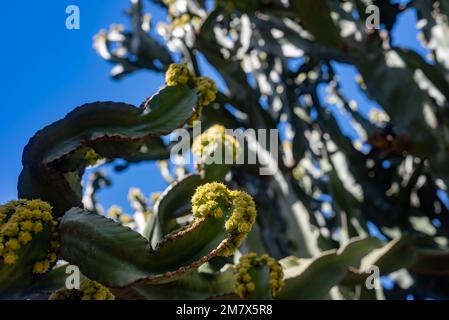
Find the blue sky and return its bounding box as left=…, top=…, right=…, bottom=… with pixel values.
left=0, top=1, right=169, bottom=213
left=0, top=1, right=425, bottom=214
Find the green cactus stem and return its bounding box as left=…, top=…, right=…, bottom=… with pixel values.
left=165, top=63, right=217, bottom=124
left=58, top=183, right=257, bottom=288
left=18, top=66, right=203, bottom=217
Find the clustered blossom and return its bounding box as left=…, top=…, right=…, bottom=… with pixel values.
left=191, top=183, right=231, bottom=219
left=165, top=63, right=217, bottom=124
left=191, top=182, right=256, bottom=257
left=235, top=253, right=284, bottom=298
left=221, top=190, right=257, bottom=256
left=0, top=199, right=59, bottom=274
left=195, top=77, right=217, bottom=107
left=49, top=279, right=115, bottom=300
left=165, top=63, right=191, bottom=86
left=192, top=125, right=240, bottom=163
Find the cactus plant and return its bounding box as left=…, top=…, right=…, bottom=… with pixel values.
left=2, top=0, right=449, bottom=300
left=0, top=64, right=259, bottom=299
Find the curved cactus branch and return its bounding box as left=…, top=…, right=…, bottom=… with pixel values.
left=150, top=172, right=231, bottom=242
left=342, top=236, right=449, bottom=285
left=59, top=183, right=256, bottom=288
left=149, top=174, right=204, bottom=242
left=18, top=85, right=198, bottom=216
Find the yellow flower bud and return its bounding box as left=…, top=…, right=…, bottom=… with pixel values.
left=33, top=260, right=50, bottom=273
left=192, top=125, right=240, bottom=164
left=1, top=199, right=58, bottom=271
left=6, top=239, right=20, bottom=250
left=191, top=183, right=256, bottom=257
left=4, top=253, right=17, bottom=265
left=21, top=221, right=33, bottom=232
left=194, top=77, right=217, bottom=106
left=33, top=221, right=43, bottom=233
left=246, top=282, right=255, bottom=292
left=32, top=261, right=45, bottom=274
left=191, top=182, right=231, bottom=219
left=4, top=222, right=19, bottom=237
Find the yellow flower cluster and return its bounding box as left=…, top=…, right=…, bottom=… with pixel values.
left=191, top=182, right=256, bottom=257
left=191, top=182, right=231, bottom=219
left=165, top=63, right=217, bottom=124
left=221, top=190, right=257, bottom=256
left=0, top=199, right=59, bottom=273
left=195, top=77, right=217, bottom=107
left=235, top=253, right=284, bottom=298
left=49, top=280, right=115, bottom=300
left=192, top=125, right=240, bottom=163
left=165, top=63, right=191, bottom=86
